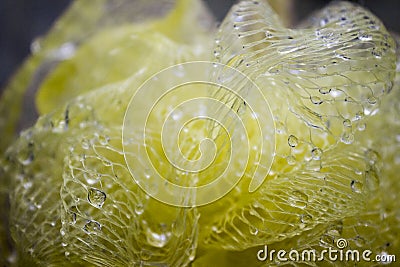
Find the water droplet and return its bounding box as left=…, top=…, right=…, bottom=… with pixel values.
left=288, top=135, right=298, bottom=147
left=83, top=220, right=101, bottom=234
left=319, top=88, right=331, bottom=95
left=341, top=133, right=354, bottom=144
left=358, top=33, right=372, bottom=41
left=98, top=135, right=110, bottom=145
left=87, top=188, right=106, bottom=208
left=367, top=105, right=380, bottom=116
left=286, top=155, right=296, bottom=165
left=310, top=96, right=323, bottom=105
left=311, top=147, right=323, bottom=160
left=372, top=47, right=384, bottom=58
left=68, top=206, right=77, bottom=224
left=186, top=242, right=197, bottom=261
left=81, top=139, right=90, bottom=150
left=275, top=121, right=286, bottom=134
left=249, top=225, right=259, bottom=235
left=29, top=202, right=41, bottom=210
left=214, top=50, right=220, bottom=59
left=350, top=180, right=363, bottom=193
left=300, top=214, right=312, bottom=224
left=365, top=149, right=379, bottom=164
left=86, top=174, right=101, bottom=185
left=268, top=65, right=282, bottom=74
left=79, top=153, right=87, bottom=162
left=365, top=168, right=379, bottom=191
left=61, top=242, right=68, bottom=247
left=17, top=143, right=34, bottom=166
left=135, top=203, right=144, bottom=215
left=315, top=29, right=322, bottom=38
left=331, top=88, right=344, bottom=98
left=21, top=154, right=34, bottom=166
left=288, top=190, right=308, bottom=209
left=357, top=122, right=366, bottom=131
left=343, top=119, right=352, bottom=128
left=354, top=169, right=363, bottom=175
left=326, top=222, right=343, bottom=236
left=355, top=111, right=364, bottom=120
left=211, top=225, right=222, bottom=234
left=320, top=234, right=334, bottom=246
left=65, top=251, right=70, bottom=257
left=146, top=226, right=171, bottom=248
left=367, top=96, right=377, bottom=105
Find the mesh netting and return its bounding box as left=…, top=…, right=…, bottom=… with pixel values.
left=60, top=129, right=198, bottom=266
left=3, top=83, right=200, bottom=266
left=0, top=0, right=211, bottom=266
left=1, top=1, right=399, bottom=267
left=196, top=1, right=399, bottom=266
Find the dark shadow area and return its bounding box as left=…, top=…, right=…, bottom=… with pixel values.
left=0, top=0, right=71, bottom=90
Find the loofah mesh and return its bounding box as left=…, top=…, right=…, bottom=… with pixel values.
left=1, top=1, right=399, bottom=266
left=61, top=129, right=198, bottom=266
left=3, top=83, right=200, bottom=266
left=0, top=0, right=213, bottom=265
left=194, top=30, right=399, bottom=266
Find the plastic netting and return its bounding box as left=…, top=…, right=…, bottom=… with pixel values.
left=1, top=1, right=399, bottom=266
left=197, top=1, right=399, bottom=265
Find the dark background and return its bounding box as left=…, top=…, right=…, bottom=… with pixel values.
left=1, top=0, right=399, bottom=91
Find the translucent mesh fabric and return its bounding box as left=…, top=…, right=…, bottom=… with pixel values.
left=61, top=129, right=198, bottom=266
left=0, top=0, right=212, bottom=265
left=3, top=83, right=199, bottom=266
left=199, top=0, right=398, bottom=256
left=1, top=1, right=399, bottom=266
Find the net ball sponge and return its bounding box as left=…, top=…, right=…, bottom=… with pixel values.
left=0, top=0, right=399, bottom=266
